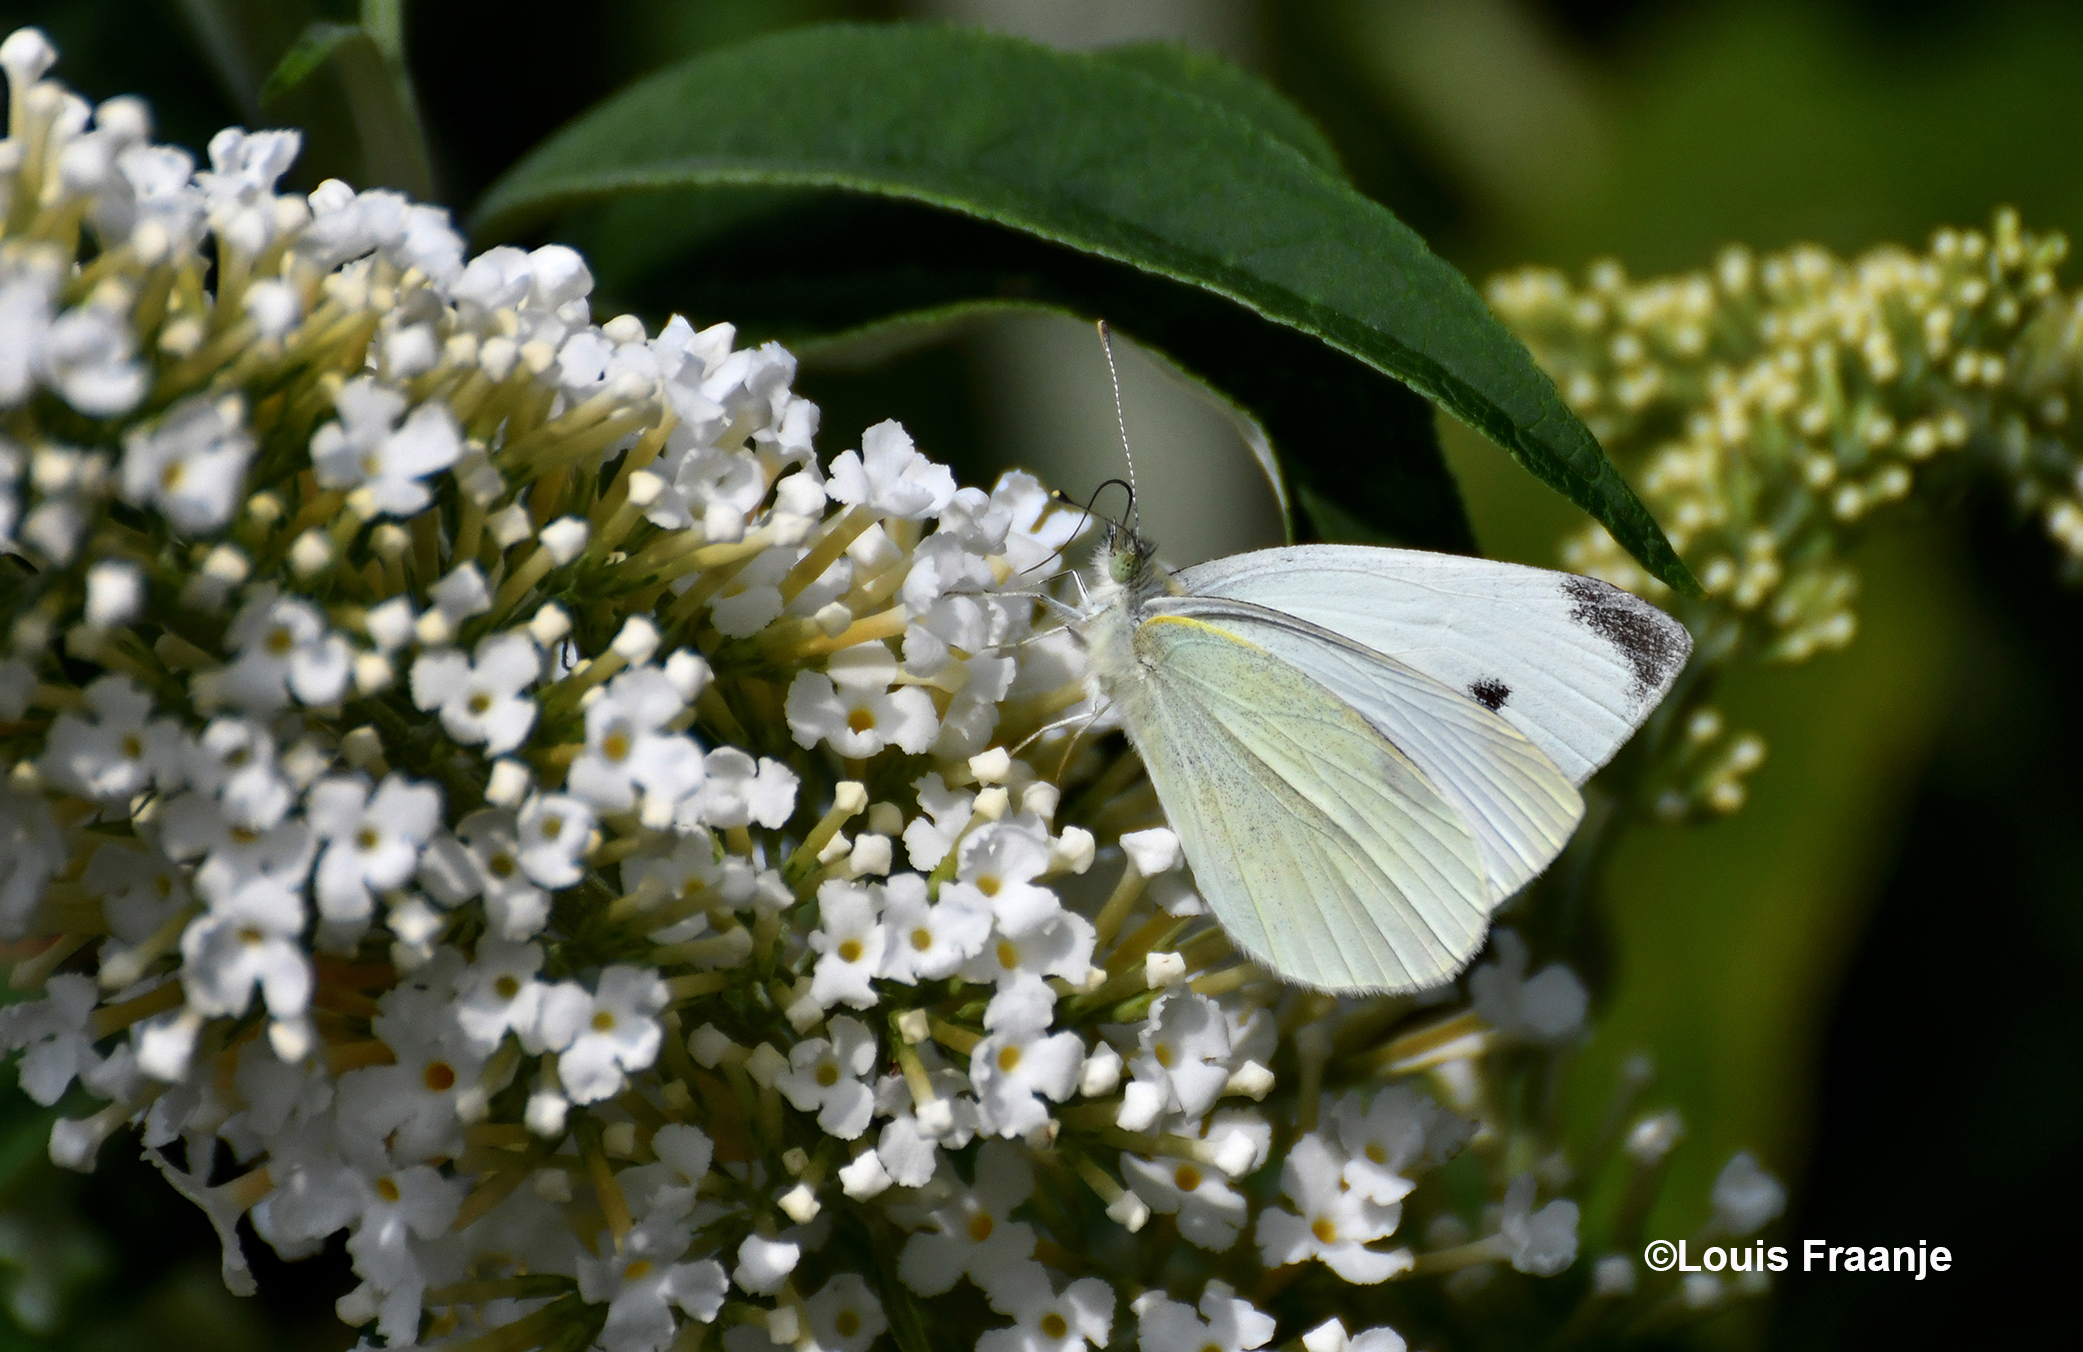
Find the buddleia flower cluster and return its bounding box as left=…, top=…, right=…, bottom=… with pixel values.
left=1491, top=208, right=2080, bottom=819
left=0, top=31, right=1789, bottom=1352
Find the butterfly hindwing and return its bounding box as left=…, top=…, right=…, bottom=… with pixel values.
left=1121, top=611, right=1489, bottom=993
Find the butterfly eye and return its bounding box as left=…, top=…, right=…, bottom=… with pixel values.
left=1110, top=550, right=1137, bottom=584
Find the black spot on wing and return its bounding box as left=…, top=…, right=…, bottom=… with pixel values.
left=1468, top=678, right=1511, bottom=711
left=1560, top=575, right=1688, bottom=699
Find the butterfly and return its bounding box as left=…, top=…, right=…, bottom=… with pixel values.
left=1071, top=520, right=1690, bottom=993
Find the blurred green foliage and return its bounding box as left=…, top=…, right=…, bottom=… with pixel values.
left=4, top=0, right=2078, bottom=1346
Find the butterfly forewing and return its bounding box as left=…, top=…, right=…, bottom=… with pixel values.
left=1149, top=594, right=1585, bottom=907
left=1123, top=612, right=1490, bottom=993
left=1175, top=546, right=1693, bottom=785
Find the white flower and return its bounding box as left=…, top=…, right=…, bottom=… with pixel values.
left=896, top=1142, right=1038, bottom=1297
left=776, top=1015, right=878, bottom=1139
left=1330, top=1086, right=1464, bottom=1206
left=531, top=965, right=668, bottom=1103
left=452, top=938, right=547, bottom=1054
left=980, top=1264, right=1115, bottom=1352
left=39, top=673, right=176, bottom=801
left=1121, top=1153, right=1249, bottom=1251
left=419, top=808, right=551, bottom=938
left=577, top=1215, right=728, bottom=1352
left=178, top=876, right=313, bottom=1020
left=515, top=792, right=594, bottom=888
left=961, top=911, right=1096, bottom=989
left=617, top=1121, right=715, bottom=1220
left=679, top=747, right=798, bottom=830
left=1131, top=1281, right=1276, bottom=1352
left=901, top=772, right=974, bottom=871
left=971, top=980, right=1083, bottom=1138
left=732, top=1232, right=801, bottom=1296
left=344, top=1165, right=463, bottom=1343
left=0, top=974, right=101, bottom=1105
left=0, top=789, right=65, bottom=937
left=569, top=667, right=705, bottom=815
left=945, top=817, right=1060, bottom=936
left=183, top=716, right=294, bottom=830
left=786, top=644, right=940, bottom=758
left=794, top=1272, right=883, bottom=1352
left=308, top=772, right=443, bottom=924
left=1710, top=1151, right=1786, bottom=1236
left=1255, top=1134, right=1410, bottom=1283
left=807, top=880, right=885, bottom=1010
left=409, top=630, right=540, bottom=754
left=83, top=841, right=192, bottom=943
left=217, top=588, right=352, bottom=711
left=118, top=394, right=254, bottom=532
left=878, top=872, right=991, bottom=983
left=1118, top=992, right=1232, bottom=1132
left=1500, top=1173, right=1579, bottom=1275
left=43, top=299, right=144, bottom=415
left=827, top=420, right=956, bottom=520
left=311, top=376, right=461, bottom=515
left=1301, top=1318, right=1407, bottom=1352
left=1469, top=929, right=1588, bottom=1044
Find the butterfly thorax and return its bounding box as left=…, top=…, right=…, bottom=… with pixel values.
left=1077, top=523, right=1181, bottom=706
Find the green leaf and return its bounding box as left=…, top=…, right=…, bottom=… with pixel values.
left=257, top=20, right=368, bottom=107
left=472, top=23, right=1692, bottom=589
left=1091, top=42, right=1345, bottom=175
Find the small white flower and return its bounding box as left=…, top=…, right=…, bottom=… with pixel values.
left=419, top=808, right=551, bottom=938
left=531, top=965, right=668, bottom=1103
left=217, top=587, right=352, bottom=711
left=945, top=817, right=1059, bottom=937
left=310, top=376, right=461, bottom=515
left=409, top=629, right=540, bottom=754
left=515, top=792, right=594, bottom=889
left=1255, top=1134, right=1409, bottom=1284
left=1121, top=1153, right=1250, bottom=1251
left=0, top=974, right=101, bottom=1106
left=979, top=1264, right=1115, bottom=1352
left=577, top=1215, right=728, bottom=1352
left=183, top=716, right=295, bottom=831
left=83, top=841, right=192, bottom=943
left=805, top=1272, right=887, bottom=1352
left=1710, top=1151, right=1787, bottom=1236
left=178, top=876, right=313, bottom=1020
left=118, top=393, right=254, bottom=532
left=569, top=667, right=705, bottom=814
left=807, top=880, right=885, bottom=1010
left=1331, top=1086, right=1464, bottom=1206
left=827, top=419, right=956, bottom=520
left=971, top=979, right=1083, bottom=1139
left=343, top=1165, right=463, bottom=1343
left=452, top=938, right=547, bottom=1054
left=39, top=673, right=177, bottom=801
left=786, top=644, right=941, bottom=758
left=1131, top=1281, right=1276, bottom=1352
left=1500, top=1172, right=1579, bottom=1275
left=1301, top=1318, right=1407, bottom=1352
left=1469, top=929, right=1588, bottom=1044
left=0, top=789, right=65, bottom=937
left=1118, top=992, right=1232, bottom=1132
left=961, top=911, right=1097, bottom=989
left=679, top=747, right=797, bottom=829
left=732, top=1232, right=801, bottom=1296
left=308, top=772, right=444, bottom=924
left=879, top=871, right=991, bottom=983
left=901, top=772, right=974, bottom=871
left=775, top=1015, right=878, bottom=1139
left=896, top=1142, right=1038, bottom=1297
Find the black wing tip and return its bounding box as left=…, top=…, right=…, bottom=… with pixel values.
left=1559, top=574, right=1692, bottom=702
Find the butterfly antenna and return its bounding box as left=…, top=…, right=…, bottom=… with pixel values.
left=1096, top=320, right=1140, bottom=531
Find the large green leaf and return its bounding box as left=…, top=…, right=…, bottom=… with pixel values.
left=472, top=23, right=1692, bottom=589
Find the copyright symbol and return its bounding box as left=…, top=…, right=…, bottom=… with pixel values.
left=1644, top=1240, right=1678, bottom=1272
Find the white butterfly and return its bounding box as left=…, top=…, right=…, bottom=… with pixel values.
left=1072, top=523, right=1691, bottom=994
